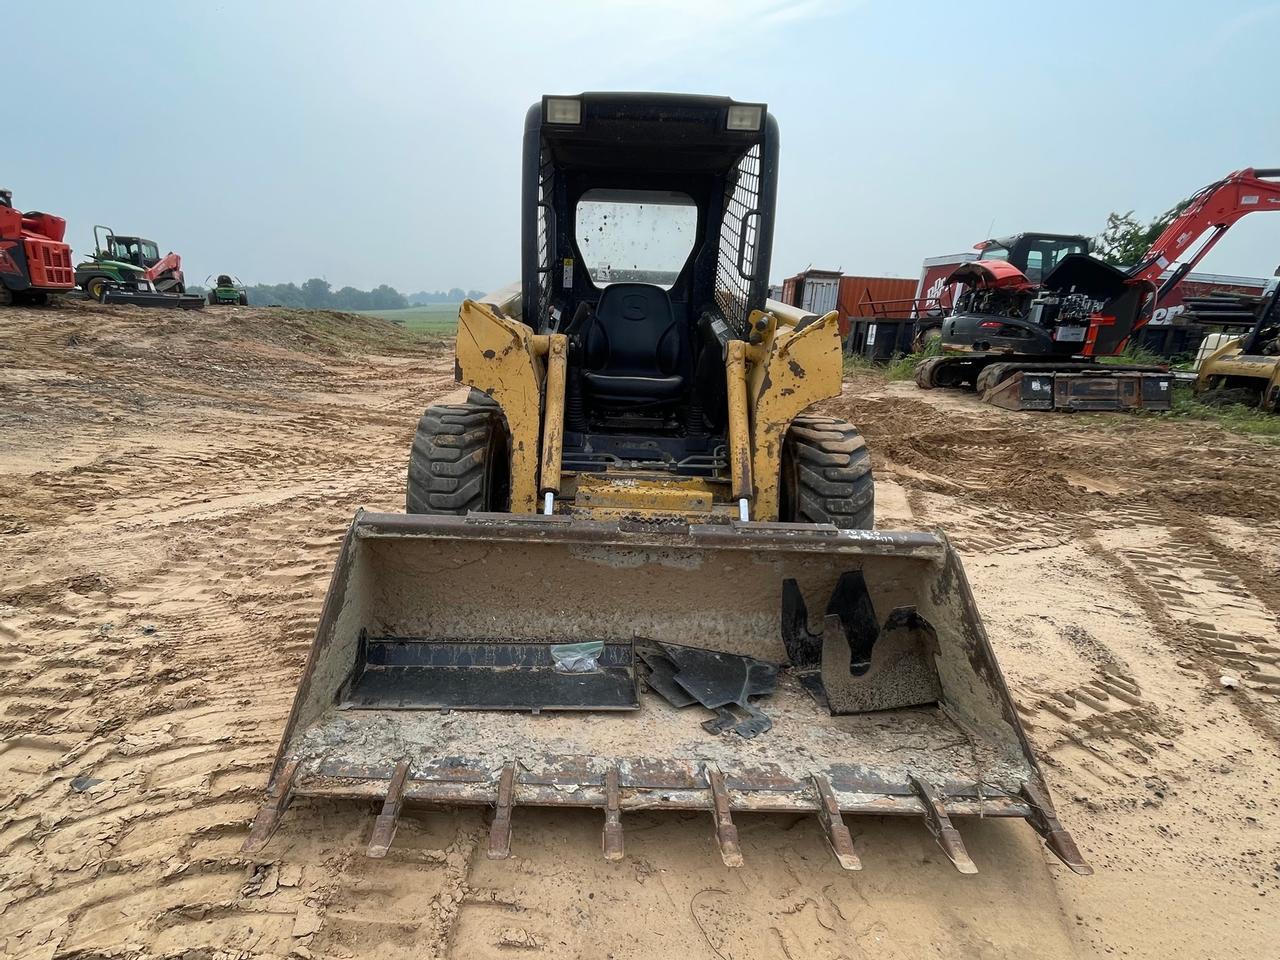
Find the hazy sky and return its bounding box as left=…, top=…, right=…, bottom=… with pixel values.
left=12, top=1, right=1280, bottom=292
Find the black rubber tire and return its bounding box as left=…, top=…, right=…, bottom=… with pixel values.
left=921, top=358, right=967, bottom=391
left=85, top=277, right=111, bottom=302
left=914, top=357, right=941, bottom=389
left=406, top=403, right=510, bottom=514
left=912, top=324, right=942, bottom=354
left=1200, top=386, right=1261, bottom=408
left=916, top=356, right=970, bottom=389
left=977, top=366, right=998, bottom=396
left=238, top=293, right=249, bottom=306
left=207, top=291, right=217, bottom=306
left=0, top=285, right=12, bottom=307
left=779, top=415, right=874, bottom=530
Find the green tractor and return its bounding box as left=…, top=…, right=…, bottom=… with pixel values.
left=206, top=274, right=249, bottom=306
left=75, top=225, right=203, bottom=309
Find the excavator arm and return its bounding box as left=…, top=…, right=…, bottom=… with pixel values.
left=1128, top=167, right=1280, bottom=302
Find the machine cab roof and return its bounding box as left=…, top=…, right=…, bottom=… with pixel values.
left=975, top=233, right=1091, bottom=283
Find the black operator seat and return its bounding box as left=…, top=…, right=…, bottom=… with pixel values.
left=582, top=283, right=691, bottom=404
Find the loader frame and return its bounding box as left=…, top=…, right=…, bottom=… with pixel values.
left=1194, top=283, right=1280, bottom=411
left=479, top=92, right=841, bottom=522
left=243, top=93, right=1090, bottom=877
left=455, top=289, right=843, bottom=519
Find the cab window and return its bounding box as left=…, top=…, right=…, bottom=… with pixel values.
left=574, top=188, right=697, bottom=289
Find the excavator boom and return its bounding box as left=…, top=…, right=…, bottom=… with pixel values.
left=1129, top=167, right=1280, bottom=304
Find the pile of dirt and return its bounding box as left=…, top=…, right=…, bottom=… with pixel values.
left=13, top=297, right=423, bottom=357
left=825, top=371, right=1280, bottom=524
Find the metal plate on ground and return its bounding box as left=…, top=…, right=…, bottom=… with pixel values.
left=637, top=641, right=779, bottom=738
left=343, top=637, right=639, bottom=711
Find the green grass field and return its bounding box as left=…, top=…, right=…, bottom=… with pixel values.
left=354, top=304, right=460, bottom=337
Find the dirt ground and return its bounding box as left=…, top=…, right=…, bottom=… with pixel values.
left=1, top=302, right=1277, bottom=960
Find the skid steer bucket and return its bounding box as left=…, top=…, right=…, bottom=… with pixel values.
left=245, top=510, right=1089, bottom=874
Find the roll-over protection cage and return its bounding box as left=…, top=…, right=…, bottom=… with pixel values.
left=520, top=92, right=779, bottom=340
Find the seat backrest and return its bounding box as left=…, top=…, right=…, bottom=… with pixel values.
left=584, top=283, right=689, bottom=381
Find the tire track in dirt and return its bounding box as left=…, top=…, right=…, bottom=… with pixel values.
left=1101, top=530, right=1280, bottom=728
left=4, top=308, right=1279, bottom=958
left=0, top=302, right=461, bottom=958
left=838, top=378, right=1280, bottom=957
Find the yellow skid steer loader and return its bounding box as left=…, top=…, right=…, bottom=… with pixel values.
left=244, top=93, right=1088, bottom=875
left=1194, top=272, right=1280, bottom=412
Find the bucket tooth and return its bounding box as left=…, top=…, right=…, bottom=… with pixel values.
left=909, top=775, right=977, bottom=874
left=487, top=762, right=517, bottom=860
left=706, top=765, right=743, bottom=867
left=811, top=774, right=861, bottom=870
left=366, top=759, right=412, bottom=859
left=602, top=767, right=624, bottom=862
left=242, top=757, right=300, bottom=854
left=1022, top=781, right=1093, bottom=876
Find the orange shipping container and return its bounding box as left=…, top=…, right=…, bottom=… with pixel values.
left=778, top=271, right=917, bottom=336
left=838, top=276, right=918, bottom=319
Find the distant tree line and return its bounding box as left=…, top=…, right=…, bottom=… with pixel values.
left=239, top=278, right=409, bottom=310
left=408, top=288, right=486, bottom=305
left=187, top=279, right=487, bottom=310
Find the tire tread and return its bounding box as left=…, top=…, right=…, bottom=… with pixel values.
left=406, top=403, right=505, bottom=514
left=782, top=414, right=874, bottom=530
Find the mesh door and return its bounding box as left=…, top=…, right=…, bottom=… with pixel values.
left=714, top=144, right=763, bottom=337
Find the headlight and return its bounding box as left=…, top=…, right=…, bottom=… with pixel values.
left=544, top=97, right=582, bottom=125
left=726, top=104, right=764, bottom=131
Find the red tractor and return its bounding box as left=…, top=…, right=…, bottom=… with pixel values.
left=0, top=189, right=75, bottom=306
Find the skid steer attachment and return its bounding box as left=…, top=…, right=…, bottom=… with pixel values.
left=244, top=510, right=1088, bottom=874
left=245, top=93, right=1086, bottom=874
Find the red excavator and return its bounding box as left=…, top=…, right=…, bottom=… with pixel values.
left=0, top=189, right=75, bottom=306
left=914, top=168, right=1280, bottom=411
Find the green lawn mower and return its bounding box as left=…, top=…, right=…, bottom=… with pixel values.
left=206, top=274, right=249, bottom=306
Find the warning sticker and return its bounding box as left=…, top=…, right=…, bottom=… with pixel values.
left=563, top=258, right=574, bottom=289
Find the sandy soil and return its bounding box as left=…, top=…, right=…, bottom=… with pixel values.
left=1, top=302, right=1277, bottom=959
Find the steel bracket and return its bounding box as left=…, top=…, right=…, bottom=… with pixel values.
left=706, top=765, right=743, bottom=867
left=602, top=766, right=624, bottom=861
left=812, top=774, right=861, bottom=870
left=1021, top=780, right=1093, bottom=876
